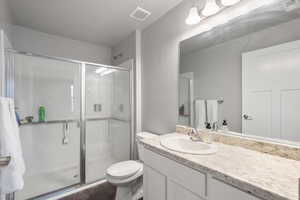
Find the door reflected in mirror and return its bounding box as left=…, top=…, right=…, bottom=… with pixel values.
left=178, top=0, right=300, bottom=145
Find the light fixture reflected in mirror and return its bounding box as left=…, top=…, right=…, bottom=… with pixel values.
left=100, top=69, right=116, bottom=77
left=185, top=0, right=243, bottom=26
left=95, top=67, right=116, bottom=76
left=220, top=0, right=241, bottom=6
left=185, top=6, right=201, bottom=25
left=201, top=0, right=220, bottom=16
left=96, top=67, right=107, bottom=74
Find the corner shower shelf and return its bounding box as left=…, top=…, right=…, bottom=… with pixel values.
left=20, top=119, right=79, bottom=126
left=20, top=117, right=129, bottom=126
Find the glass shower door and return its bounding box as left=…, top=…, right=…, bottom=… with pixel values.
left=9, top=53, right=82, bottom=200
left=85, top=64, right=131, bottom=183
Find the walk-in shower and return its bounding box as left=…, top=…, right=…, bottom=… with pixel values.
left=4, top=50, right=135, bottom=200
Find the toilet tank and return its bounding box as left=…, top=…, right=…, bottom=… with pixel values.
left=136, top=132, right=158, bottom=161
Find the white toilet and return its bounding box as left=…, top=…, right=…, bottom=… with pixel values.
left=105, top=132, right=157, bottom=200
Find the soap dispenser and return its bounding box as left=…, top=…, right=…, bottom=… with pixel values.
left=221, top=119, right=229, bottom=132
left=202, top=122, right=213, bottom=144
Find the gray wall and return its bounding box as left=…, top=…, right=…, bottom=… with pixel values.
left=141, top=0, right=300, bottom=134
left=180, top=18, right=300, bottom=133
left=0, top=0, right=13, bottom=39
left=141, top=1, right=194, bottom=134
left=11, top=25, right=112, bottom=64
left=111, top=32, right=136, bottom=66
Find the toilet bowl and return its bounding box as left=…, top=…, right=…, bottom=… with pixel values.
left=105, top=132, right=157, bottom=200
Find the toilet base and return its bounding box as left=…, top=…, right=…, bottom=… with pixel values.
left=115, top=184, right=143, bottom=200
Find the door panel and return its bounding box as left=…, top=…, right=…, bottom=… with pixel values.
left=85, top=64, right=131, bottom=183
left=144, top=165, right=166, bottom=200
left=12, top=54, right=81, bottom=200
left=167, top=180, right=202, bottom=200
left=281, top=89, right=300, bottom=141
left=209, top=178, right=260, bottom=200
left=243, top=91, right=271, bottom=138
left=242, top=40, right=300, bottom=142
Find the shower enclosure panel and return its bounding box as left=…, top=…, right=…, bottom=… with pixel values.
left=6, top=52, right=82, bottom=200
left=85, top=64, right=131, bottom=183
left=4, top=50, right=134, bottom=200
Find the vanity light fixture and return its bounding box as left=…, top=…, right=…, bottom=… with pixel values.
left=201, top=0, right=220, bottom=16
left=185, top=6, right=201, bottom=25
left=220, top=0, right=241, bottom=6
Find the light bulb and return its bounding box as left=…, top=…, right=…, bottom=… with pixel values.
left=201, top=0, right=220, bottom=17
left=185, top=6, right=201, bottom=25
left=220, top=0, right=241, bottom=6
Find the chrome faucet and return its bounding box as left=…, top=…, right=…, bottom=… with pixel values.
left=188, top=127, right=203, bottom=142
left=212, top=122, right=218, bottom=132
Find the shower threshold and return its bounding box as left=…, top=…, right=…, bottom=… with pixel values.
left=32, top=179, right=107, bottom=200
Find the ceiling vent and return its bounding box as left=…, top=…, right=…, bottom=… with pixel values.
left=130, top=7, right=151, bottom=22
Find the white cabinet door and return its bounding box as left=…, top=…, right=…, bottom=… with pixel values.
left=167, top=179, right=203, bottom=200
left=143, top=165, right=166, bottom=200
left=209, top=178, right=261, bottom=200
left=242, top=40, right=300, bottom=142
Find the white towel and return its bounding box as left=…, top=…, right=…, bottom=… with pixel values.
left=195, top=100, right=206, bottom=129
left=207, top=100, right=218, bottom=124
left=0, top=97, right=25, bottom=197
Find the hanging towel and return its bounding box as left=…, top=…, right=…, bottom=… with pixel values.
left=0, top=97, right=25, bottom=197
left=195, top=100, right=207, bottom=129
left=207, top=100, right=218, bottom=124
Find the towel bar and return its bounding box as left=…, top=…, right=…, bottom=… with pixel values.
left=0, top=156, right=11, bottom=166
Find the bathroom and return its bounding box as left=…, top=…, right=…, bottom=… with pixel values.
left=0, top=0, right=299, bottom=200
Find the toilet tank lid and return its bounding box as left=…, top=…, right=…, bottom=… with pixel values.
left=136, top=132, right=158, bottom=139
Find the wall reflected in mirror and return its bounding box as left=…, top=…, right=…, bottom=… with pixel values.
left=178, top=0, right=300, bottom=144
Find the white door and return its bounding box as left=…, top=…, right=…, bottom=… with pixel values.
left=242, top=40, right=300, bottom=142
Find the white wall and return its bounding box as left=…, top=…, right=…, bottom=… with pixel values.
left=11, top=25, right=112, bottom=64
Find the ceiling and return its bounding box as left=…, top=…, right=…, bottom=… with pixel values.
left=8, top=0, right=183, bottom=47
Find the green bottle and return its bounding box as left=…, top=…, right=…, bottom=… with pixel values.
left=39, top=106, right=46, bottom=122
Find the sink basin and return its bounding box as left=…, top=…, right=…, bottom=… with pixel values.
left=160, top=135, right=217, bottom=155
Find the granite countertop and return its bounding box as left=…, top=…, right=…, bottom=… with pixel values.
left=140, top=133, right=300, bottom=200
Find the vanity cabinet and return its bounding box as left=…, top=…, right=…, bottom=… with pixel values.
left=143, top=165, right=166, bottom=200
left=143, top=148, right=261, bottom=200
left=208, top=178, right=260, bottom=200
left=167, top=180, right=203, bottom=200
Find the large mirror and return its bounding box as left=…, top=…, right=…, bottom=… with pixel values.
left=178, top=0, right=300, bottom=145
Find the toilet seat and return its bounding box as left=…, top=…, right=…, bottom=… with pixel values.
left=106, top=161, right=143, bottom=179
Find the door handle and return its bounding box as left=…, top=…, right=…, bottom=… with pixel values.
left=243, top=114, right=253, bottom=120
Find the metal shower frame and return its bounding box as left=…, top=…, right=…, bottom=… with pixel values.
left=4, top=49, right=136, bottom=200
